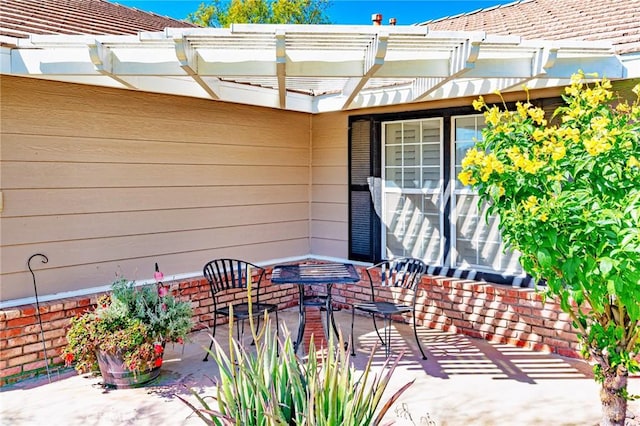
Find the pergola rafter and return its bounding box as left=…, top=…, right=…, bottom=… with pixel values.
left=0, top=24, right=629, bottom=113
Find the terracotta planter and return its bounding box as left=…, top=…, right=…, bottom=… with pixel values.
left=95, top=350, right=161, bottom=389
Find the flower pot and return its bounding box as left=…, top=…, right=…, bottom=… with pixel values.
left=95, top=350, right=161, bottom=389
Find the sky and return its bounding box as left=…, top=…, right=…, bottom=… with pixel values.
left=113, top=0, right=516, bottom=26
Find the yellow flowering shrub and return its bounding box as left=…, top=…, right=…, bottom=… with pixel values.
left=460, top=72, right=640, bottom=422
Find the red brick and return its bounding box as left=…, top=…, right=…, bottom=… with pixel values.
left=557, top=312, right=572, bottom=322
left=7, top=317, right=36, bottom=328
left=23, top=318, right=70, bottom=334
left=556, top=330, right=579, bottom=343
left=556, top=347, right=581, bottom=358
left=7, top=334, right=40, bottom=348
left=62, top=301, right=78, bottom=310
left=8, top=353, right=38, bottom=367
left=0, top=347, right=23, bottom=359
left=525, top=300, right=544, bottom=309
left=0, top=310, right=21, bottom=321
left=0, top=328, right=23, bottom=339
left=21, top=307, right=37, bottom=317
left=543, top=337, right=571, bottom=348
left=51, top=335, right=67, bottom=346
left=37, top=311, right=65, bottom=323
left=512, top=322, right=532, bottom=332
left=543, top=320, right=571, bottom=331
left=48, top=303, right=65, bottom=313
left=523, top=315, right=545, bottom=327
left=22, top=359, right=50, bottom=371
left=43, top=329, right=66, bottom=340
left=23, top=342, right=49, bottom=354
left=540, top=310, right=559, bottom=320
left=76, top=298, right=91, bottom=307
left=0, top=366, right=22, bottom=378
left=513, top=305, right=532, bottom=316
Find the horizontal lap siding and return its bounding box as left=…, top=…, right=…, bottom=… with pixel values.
left=0, top=76, right=311, bottom=302
left=310, top=112, right=350, bottom=258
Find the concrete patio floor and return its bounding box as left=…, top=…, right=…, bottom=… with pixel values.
left=1, top=308, right=639, bottom=426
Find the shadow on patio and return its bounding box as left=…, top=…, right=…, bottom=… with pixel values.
left=1, top=309, right=638, bottom=426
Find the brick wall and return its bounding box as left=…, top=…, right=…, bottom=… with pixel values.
left=1, top=265, right=580, bottom=386
left=0, top=272, right=297, bottom=386
left=334, top=269, right=581, bottom=359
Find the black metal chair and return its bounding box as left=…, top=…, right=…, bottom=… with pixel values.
left=350, top=257, right=428, bottom=359
left=202, top=258, right=279, bottom=361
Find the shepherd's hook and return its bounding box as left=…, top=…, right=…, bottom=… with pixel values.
left=28, top=253, right=53, bottom=383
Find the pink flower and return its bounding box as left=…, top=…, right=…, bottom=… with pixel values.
left=176, top=337, right=183, bottom=344
left=154, top=271, right=164, bottom=282
left=154, top=344, right=164, bottom=355
left=64, top=353, right=74, bottom=365
left=154, top=358, right=163, bottom=368
left=158, top=286, right=168, bottom=297
left=161, top=303, right=167, bottom=311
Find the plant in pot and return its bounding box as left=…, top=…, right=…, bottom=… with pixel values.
left=62, top=276, right=194, bottom=388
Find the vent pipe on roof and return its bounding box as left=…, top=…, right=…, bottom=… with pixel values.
left=372, top=13, right=382, bottom=25
left=389, top=18, right=397, bottom=25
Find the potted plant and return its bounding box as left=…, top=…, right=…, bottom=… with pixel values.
left=62, top=276, right=194, bottom=388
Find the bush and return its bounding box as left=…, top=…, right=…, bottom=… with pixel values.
left=460, top=72, right=640, bottom=425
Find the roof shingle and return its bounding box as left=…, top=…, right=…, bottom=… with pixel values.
left=420, top=0, right=640, bottom=54
left=0, top=0, right=198, bottom=39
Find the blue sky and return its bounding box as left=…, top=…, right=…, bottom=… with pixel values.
left=113, top=0, right=516, bottom=25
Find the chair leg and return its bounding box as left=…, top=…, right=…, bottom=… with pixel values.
left=203, top=314, right=218, bottom=362
left=384, top=316, right=392, bottom=359
left=350, top=307, right=356, bottom=356
left=371, top=314, right=385, bottom=347
left=412, top=312, right=427, bottom=360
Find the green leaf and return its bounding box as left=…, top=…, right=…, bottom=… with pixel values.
left=599, top=257, right=614, bottom=275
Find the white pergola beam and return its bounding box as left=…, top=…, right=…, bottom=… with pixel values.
left=88, top=42, right=136, bottom=89
left=496, top=46, right=558, bottom=92
left=11, top=47, right=98, bottom=75
left=275, top=30, right=286, bottom=109
left=341, top=32, right=388, bottom=109
left=0, top=26, right=628, bottom=113
left=412, top=39, right=481, bottom=102
left=543, top=56, right=624, bottom=78
left=174, top=36, right=219, bottom=100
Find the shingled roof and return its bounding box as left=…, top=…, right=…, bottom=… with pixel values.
left=420, top=0, right=640, bottom=54
left=0, top=0, right=198, bottom=39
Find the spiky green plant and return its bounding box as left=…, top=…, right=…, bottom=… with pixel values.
left=178, top=266, right=413, bottom=425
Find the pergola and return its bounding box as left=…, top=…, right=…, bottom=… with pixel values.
left=0, top=24, right=632, bottom=113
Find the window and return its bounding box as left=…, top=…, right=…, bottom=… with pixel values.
left=349, top=108, right=531, bottom=286
left=452, top=115, right=522, bottom=275
left=382, top=119, right=443, bottom=263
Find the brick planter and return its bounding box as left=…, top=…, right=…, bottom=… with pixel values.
left=1, top=265, right=581, bottom=386
left=333, top=271, right=582, bottom=358
left=0, top=272, right=297, bottom=386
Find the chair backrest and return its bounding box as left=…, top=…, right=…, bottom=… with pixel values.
left=203, top=258, right=265, bottom=295
left=366, top=257, right=428, bottom=293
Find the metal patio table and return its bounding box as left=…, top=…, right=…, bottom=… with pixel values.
left=270, top=262, right=360, bottom=353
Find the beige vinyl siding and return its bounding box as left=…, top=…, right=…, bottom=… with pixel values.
left=309, top=112, right=350, bottom=258
left=0, top=76, right=311, bottom=301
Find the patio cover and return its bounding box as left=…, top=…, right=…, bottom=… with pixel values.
left=0, top=24, right=634, bottom=113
